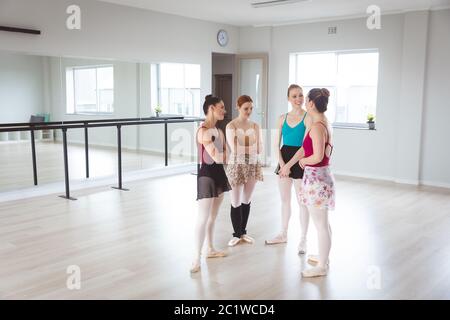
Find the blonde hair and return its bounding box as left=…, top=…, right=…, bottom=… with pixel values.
left=287, top=84, right=302, bottom=97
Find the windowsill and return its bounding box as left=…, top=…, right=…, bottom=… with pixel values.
left=65, top=113, right=114, bottom=116
left=332, top=123, right=376, bottom=130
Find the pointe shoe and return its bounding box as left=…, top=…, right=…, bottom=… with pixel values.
left=241, top=234, right=255, bottom=244
left=228, top=237, right=241, bottom=247
left=190, top=262, right=201, bottom=273
left=206, top=249, right=228, bottom=258
left=307, top=255, right=330, bottom=266
left=301, top=266, right=328, bottom=278
left=298, top=239, right=307, bottom=255
left=265, top=233, right=287, bottom=245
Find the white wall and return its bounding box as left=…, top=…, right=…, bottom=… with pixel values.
left=241, top=14, right=405, bottom=180
left=0, top=0, right=239, bottom=156
left=421, top=9, right=450, bottom=188
left=0, top=0, right=239, bottom=64
left=239, top=10, right=450, bottom=187
left=239, top=26, right=272, bottom=53
left=0, top=52, right=45, bottom=123
left=1, top=0, right=449, bottom=187
left=396, top=11, right=429, bottom=184
left=48, top=57, right=141, bottom=149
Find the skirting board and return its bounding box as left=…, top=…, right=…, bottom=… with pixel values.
left=0, top=163, right=196, bottom=203
left=420, top=180, right=450, bottom=189
left=333, top=170, right=450, bottom=189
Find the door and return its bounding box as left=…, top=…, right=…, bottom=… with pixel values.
left=214, top=74, right=232, bottom=134
left=236, top=54, right=268, bottom=165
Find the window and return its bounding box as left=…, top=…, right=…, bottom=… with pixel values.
left=289, top=50, right=379, bottom=126
left=66, top=65, right=114, bottom=114
left=151, top=63, right=201, bottom=116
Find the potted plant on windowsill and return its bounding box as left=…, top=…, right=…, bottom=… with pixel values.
left=367, top=113, right=376, bottom=130
left=154, top=105, right=162, bottom=117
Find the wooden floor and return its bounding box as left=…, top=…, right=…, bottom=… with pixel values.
left=0, top=168, right=449, bottom=299
left=0, top=141, right=192, bottom=192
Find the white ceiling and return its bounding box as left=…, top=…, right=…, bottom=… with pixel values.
left=97, top=0, right=450, bottom=26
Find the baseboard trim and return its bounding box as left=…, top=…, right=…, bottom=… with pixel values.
left=0, top=163, right=196, bottom=203
left=333, top=170, right=450, bottom=189
left=332, top=170, right=397, bottom=183
left=420, top=180, right=450, bottom=189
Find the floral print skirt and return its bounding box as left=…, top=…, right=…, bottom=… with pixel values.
left=225, top=154, right=264, bottom=187
left=300, top=166, right=335, bottom=210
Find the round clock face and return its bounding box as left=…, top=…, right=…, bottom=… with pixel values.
left=217, top=29, right=228, bottom=47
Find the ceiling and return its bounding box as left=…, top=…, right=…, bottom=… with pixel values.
left=96, top=0, right=450, bottom=26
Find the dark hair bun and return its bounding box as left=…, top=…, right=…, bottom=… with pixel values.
left=202, top=94, right=221, bottom=115
left=320, top=88, right=330, bottom=98
left=307, top=88, right=330, bottom=113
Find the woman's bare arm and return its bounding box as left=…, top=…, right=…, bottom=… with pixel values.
left=197, top=127, right=225, bottom=164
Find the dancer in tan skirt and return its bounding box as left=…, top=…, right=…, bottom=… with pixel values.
left=225, top=95, right=264, bottom=247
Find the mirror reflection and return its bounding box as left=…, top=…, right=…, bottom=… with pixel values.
left=0, top=51, right=201, bottom=192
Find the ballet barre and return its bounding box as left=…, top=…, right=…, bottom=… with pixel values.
left=0, top=117, right=204, bottom=200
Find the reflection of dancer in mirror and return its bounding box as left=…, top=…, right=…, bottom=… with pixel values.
left=299, top=88, right=335, bottom=278
left=266, top=85, right=311, bottom=255
left=191, top=95, right=232, bottom=274
left=225, top=95, right=264, bottom=247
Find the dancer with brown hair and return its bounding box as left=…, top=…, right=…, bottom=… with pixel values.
left=191, top=95, right=231, bottom=273
left=225, top=95, right=264, bottom=247
left=299, top=88, right=336, bottom=278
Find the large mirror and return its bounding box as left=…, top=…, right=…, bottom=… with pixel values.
left=0, top=51, right=200, bottom=193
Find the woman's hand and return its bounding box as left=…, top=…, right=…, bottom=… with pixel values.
left=299, top=158, right=306, bottom=169
left=279, top=164, right=291, bottom=177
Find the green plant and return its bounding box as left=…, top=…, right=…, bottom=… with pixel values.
left=154, top=105, right=162, bottom=114
left=367, top=113, right=375, bottom=122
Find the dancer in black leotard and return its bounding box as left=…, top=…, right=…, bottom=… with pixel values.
left=191, top=95, right=231, bottom=273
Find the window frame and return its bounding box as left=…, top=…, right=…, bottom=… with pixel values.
left=151, top=62, right=202, bottom=117
left=290, top=49, right=379, bottom=129
left=66, top=64, right=115, bottom=116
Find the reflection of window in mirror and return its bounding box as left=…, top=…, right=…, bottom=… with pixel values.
left=150, top=63, right=201, bottom=116
left=66, top=65, right=114, bottom=115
